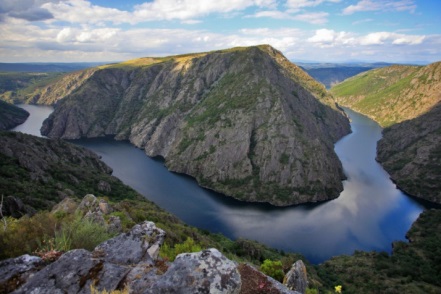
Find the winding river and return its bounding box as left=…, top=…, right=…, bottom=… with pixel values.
left=12, top=104, right=427, bottom=263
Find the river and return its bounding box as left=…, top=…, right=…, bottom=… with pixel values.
left=11, top=104, right=426, bottom=263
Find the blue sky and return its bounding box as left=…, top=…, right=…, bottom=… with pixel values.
left=0, top=0, right=440, bottom=63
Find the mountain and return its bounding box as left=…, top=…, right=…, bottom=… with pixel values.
left=0, top=100, right=29, bottom=130
left=331, top=62, right=441, bottom=204
left=19, top=45, right=351, bottom=206
left=331, top=62, right=441, bottom=127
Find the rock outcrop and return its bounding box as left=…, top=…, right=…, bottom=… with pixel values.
left=283, top=260, right=308, bottom=294
left=0, top=100, right=29, bottom=130
left=38, top=45, right=350, bottom=206
left=1, top=221, right=298, bottom=294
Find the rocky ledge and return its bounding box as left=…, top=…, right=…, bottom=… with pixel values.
left=0, top=219, right=305, bottom=294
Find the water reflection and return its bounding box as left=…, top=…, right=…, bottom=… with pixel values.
left=11, top=104, right=53, bottom=137
left=13, top=104, right=426, bottom=264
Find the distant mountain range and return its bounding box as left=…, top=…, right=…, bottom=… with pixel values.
left=0, top=62, right=107, bottom=72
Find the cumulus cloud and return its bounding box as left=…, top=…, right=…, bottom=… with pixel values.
left=342, top=0, right=416, bottom=15
left=286, top=0, right=341, bottom=11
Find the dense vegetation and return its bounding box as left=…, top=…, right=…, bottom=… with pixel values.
left=331, top=62, right=441, bottom=127
left=316, top=209, right=441, bottom=293
left=0, top=100, right=29, bottom=130
left=0, top=131, right=141, bottom=214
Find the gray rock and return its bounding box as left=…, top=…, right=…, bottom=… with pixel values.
left=77, top=194, right=98, bottom=212
left=98, top=180, right=112, bottom=193
left=51, top=197, right=78, bottom=215
left=107, top=215, right=123, bottom=234
left=283, top=260, right=308, bottom=294
left=94, top=221, right=166, bottom=265
left=146, top=248, right=241, bottom=294
left=98, top=199, right=112, bottom=214
left=12, top=249, right=98, bottom=294
left=0, top=255, right=43, bottom=293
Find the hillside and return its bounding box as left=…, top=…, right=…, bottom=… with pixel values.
left=30, top=45, right=350, bottom=206
left=0, top=131, right=142, bottom=215
left=0, top=100, right=29, bottom=130
left=331, top=62, right=441, bottom=127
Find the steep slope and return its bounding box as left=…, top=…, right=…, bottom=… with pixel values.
left=0, top=100, right=29, bottom=130
left=40, top=45, right=350, bottom=206
left=0, top=131, right=141, bottom=215
left=331, top=62, right=441, bottom=127
left=377, top=102, right=441, bottom=204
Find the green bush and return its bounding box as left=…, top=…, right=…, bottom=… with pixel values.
left=159, top=237, right=202, bottom=261
left=260, top=259, right=284, bottom=282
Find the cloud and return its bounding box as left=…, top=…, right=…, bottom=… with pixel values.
left=342, top=0, right=416, bottom=15
left=286, top=0, right=341, bottom=11
left=0, top=0, right=57, bottom=22
left=308, top=28, right=355, bottom=46
left=360, top=32, right=425, bottom=45
left=294, top=12, right=329, bottom=24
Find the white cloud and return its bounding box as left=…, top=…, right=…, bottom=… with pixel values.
left=286, top=0, right=340, bottom=11
left=342, top=0, right=416, bottom=15
left=251, top=10, right=292, bottom=19
left=360, top=32, right=425, bottom=45
left=294, top=12, right=329, bottom=24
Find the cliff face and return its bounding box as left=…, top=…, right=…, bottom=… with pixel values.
left=331, top=62, right=441, bottom=127
left=40, top=45, right=350, bottom=206
left=0, top=101, right=29, bottom=130
left=377, top=102, right=441, bottom=204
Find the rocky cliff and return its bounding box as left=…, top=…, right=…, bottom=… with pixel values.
left=331, top=62, right=441, bottom=127
left=38, top=45, right=350, bottom=206
left=377, top=102, right=441, bottom=204
left=0, top=101, right=29, bottom=130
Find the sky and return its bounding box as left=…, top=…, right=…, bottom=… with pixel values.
left=0, top=0, right=440, bottom=63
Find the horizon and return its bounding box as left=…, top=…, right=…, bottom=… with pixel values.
left=0, top=0, right=440, bottom=63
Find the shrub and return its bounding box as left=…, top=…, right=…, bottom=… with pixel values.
left=159, top=237, right=202, bottom=261
left=260, top=259, right=284, bottom=282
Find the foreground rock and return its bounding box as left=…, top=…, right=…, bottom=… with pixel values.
left=1, top=221, right=297, bottom=294
left=283, top=260, right=308, bottom=294
left=0, top=100, right=29, bottom=131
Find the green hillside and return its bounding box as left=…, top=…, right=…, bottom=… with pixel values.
left=331, top=62, right=441, bottom=127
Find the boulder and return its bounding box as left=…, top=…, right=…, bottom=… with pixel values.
left=283, top=260, right=308, bottom=294
left=51, top=197, right=78, bottom=215
left=94, top=221, right=166, bottom=265
left=146, top=248, right=241, bottom=294
left=0, top=255, right=43, bottom=293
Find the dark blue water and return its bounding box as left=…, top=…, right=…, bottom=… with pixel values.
left=13, top=105, right=426, bottom=263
